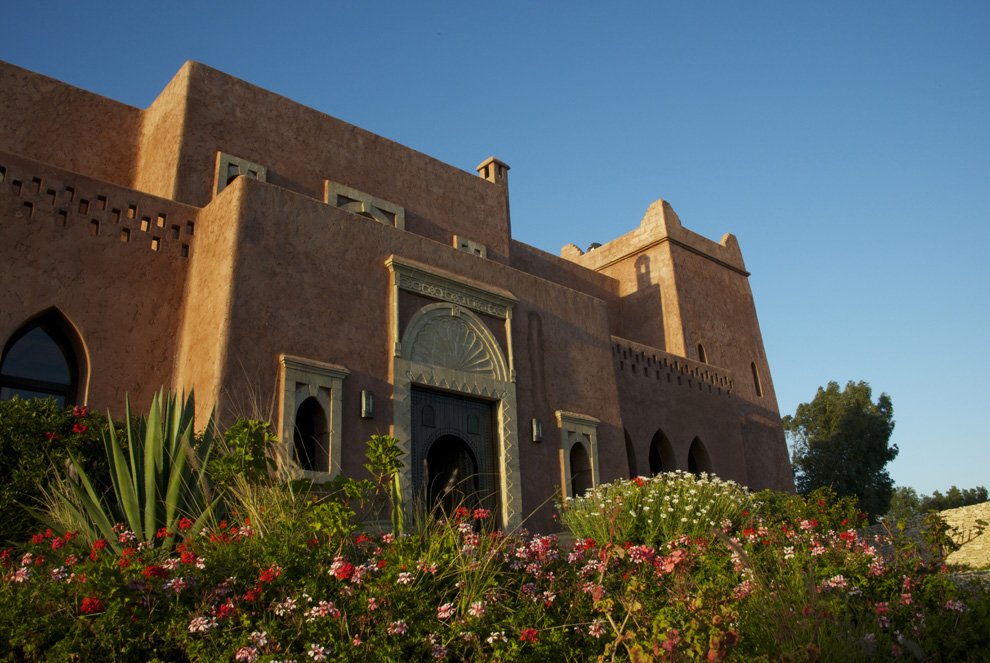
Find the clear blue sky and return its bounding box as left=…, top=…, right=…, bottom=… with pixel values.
left=4, top=1, right=988, bottom=496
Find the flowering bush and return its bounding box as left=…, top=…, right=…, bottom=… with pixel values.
left=2, top=477, right=987, bottom=659
left=0, top=397, right=114, bottom=543
left=559, top=470, right=752, bottom=546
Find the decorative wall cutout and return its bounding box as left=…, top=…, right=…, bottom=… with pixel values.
left=215, top=152, right=267, bottom=196
left=0, top=158, right=195, bottom=259
left=324, top=180, right=405, bottom=230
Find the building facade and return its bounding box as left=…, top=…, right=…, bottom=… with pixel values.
left=0, top=61, right=793, bottom=531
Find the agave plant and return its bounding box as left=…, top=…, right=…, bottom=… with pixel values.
left=48, top=390, right=219, bottom=551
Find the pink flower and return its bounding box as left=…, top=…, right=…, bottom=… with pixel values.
left=468, top=600, right=486, bottom=618
left=72, top=405, right=88, bottom=417
left=308, top=644, right=327, bottom=661
left=661, top=628, right=681, bottom=653
left=72, top=423, right=88, bottom=434
left=234, top=646, right=258, bottom=662
left=589, top=619, right=606, bottom=638
left=387, top=620, right=408, bottom=635
left=437, top=602, right=456, bottom=619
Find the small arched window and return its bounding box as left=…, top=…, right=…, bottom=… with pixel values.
left=1, top=312, right=81, bottom=407
left=570, top=443, right=593, bottom=497
left=697, top=344, right=707, bottom=364
left=293, top=397, right=329, bottom=472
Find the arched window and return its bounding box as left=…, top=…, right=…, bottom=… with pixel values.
left=570, top=443, right=593, bottom=497
left=293, top=397, right=329, bottom=472
left=697, top=343, right=707, bottom=364
left=1, top=311, right=82, bottom=407
left=687, top=437, right=712, bottom=476
left=649, top=429, right=676, bottom=474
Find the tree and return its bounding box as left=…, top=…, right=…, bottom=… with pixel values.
left=885, top=485, right=922, bottom=524
left=783, top=380, right=896, bottom=522
left=921, top=485, right=988, bottom=512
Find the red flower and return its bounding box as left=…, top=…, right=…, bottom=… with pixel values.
left=51, top=537, right=65, bottom=551
left=72, top=405, right=88, bottom=418
left=181, top=551, right=196, bottom=565
left=80, top=596, right=104, bottom=614
left=142, top=564, right=169, bottom=579
left=177, top=517, right=194, bottom=531
left=259, top=565, right=282, bottom=583
left=44, top=432, right=61, bottom=441
left=30, top=534, right=45, bottom=545
left=519, top=628, right=539, bottom=644
left=454, top=506, right=470, bottom=520
left=92, top=539, right=107, bottom=551
left=156, top=527, right=171, bottom=539
left=633, top=477, right=644, bottom=487
left=72, top=423, right=88, bottom=435
left=354, top=533, right=371, bottom=545
left=334, top=562, right=355, bottom=581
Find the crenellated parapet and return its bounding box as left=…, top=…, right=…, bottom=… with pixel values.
left=0, top=152, right=198, bottom=261
left=612, top=335, right=735, bottom=397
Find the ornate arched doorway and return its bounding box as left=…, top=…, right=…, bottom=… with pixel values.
left=412, top=388, right=497, bottom=516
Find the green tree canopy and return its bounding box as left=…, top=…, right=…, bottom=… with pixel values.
left=783, top=380, right=896, bottom=522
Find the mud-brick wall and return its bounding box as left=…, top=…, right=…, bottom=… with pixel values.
left=0, top=152, right=197, bottom=416
left=0, top=62, right=141, bottom=190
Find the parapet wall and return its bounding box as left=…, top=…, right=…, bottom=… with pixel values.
left=0, top=61, right=141, bottom=189
left=563, top=199, right=747, bottom=276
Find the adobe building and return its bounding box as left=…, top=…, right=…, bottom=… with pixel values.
left=0, top=60, right=793, bottom=531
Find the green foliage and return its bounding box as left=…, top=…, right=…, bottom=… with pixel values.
left=206, top=419, right=276, bottom=490
left=884, top=485, right=989, bottom=525
left=0, top=397, right=113, bottom=544
left=885, top=485, right=922, bottom=525
left=922, top=485, right=989, bottom=512
left=46, top=390, right=219, bottom=551
left=559, top=470, right=752, bottom=546
left=784, top=380, right=897, bottom=522
left=1, top=483, right=989, bottom=660
left=363, top=434, right=405, bottom=535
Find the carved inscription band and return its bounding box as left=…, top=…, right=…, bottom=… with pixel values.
left=399, top=275, right=507, bottom=318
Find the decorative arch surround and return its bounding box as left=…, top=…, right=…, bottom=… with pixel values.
left=0, top=308, right=89, bottom=406
left=556, top=411, right=601, bottom=498
left=277, top=354, right=349, bottom=480
left=404, top=303, right=509, bottom=381
left=387, top=256, right=521, bottom=529
left=649, top=429, right=677, bottom=474
left=688, top=437, right=712, bottom=475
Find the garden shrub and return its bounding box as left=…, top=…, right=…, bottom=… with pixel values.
left=0, top=397, right=112, bottom=544
left=558, top=470, right=752, bottom=546
left=2, top=410, right=989, bottom=660
left=207, top=419, right=277, bottom=491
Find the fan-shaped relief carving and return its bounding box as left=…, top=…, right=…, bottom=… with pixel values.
left=403, top=304, right=508, bottom=381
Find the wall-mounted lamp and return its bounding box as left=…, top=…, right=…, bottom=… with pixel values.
left=361, top=390, right=375, bottom=419
left=531, top=418, right=543, bottom=443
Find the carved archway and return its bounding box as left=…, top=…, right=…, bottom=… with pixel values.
left=387, top=256, right=521, bottom=530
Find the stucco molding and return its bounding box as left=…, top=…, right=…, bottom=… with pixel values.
left=277, top=354, right=349, bottom=481
left=386, top=256, right=516, bottom=321
left=392, top=302, right=522, bottom=530
left=556, top=410, right=601, bottom=499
